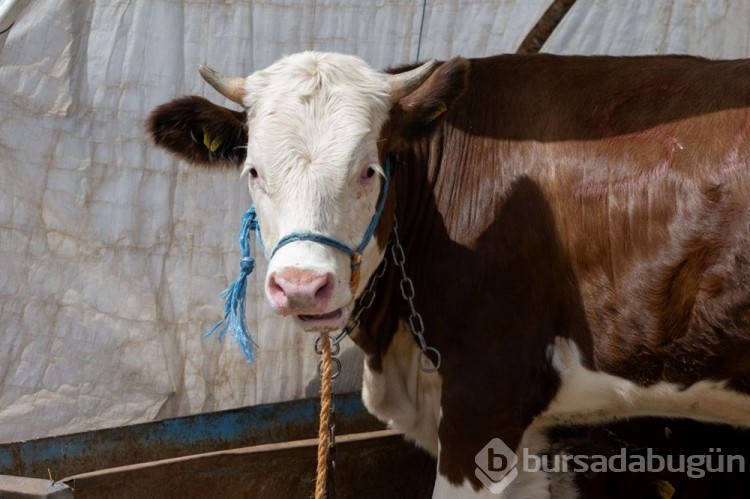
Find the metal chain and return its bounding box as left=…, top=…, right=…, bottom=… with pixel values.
left=315, top=339, right=341, bottom=379
left=340, top=256, right=388, bottom=341
left=390, top=217, right=442, bottom=373
left=327, top=400, right=336, bottom=497
left=315, top=214, right=441, bottom=377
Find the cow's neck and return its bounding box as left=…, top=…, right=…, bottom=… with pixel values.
left=351, top=138, right=451, bottom=370
left=352, top=127, right=493, bottom=365
left=346, top=138, right=452, bottom=456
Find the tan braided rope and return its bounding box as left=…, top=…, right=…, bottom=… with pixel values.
left=315, top=256, right=362, bottom=497
left=315, top=331, right=333, bottom=499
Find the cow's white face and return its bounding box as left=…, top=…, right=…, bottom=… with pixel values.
left=149, top=51, right=460, bottom=333
left=239, top=53, right=392, bottom=331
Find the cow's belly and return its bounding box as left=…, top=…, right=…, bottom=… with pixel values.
left=538, top=337, right=750, bottom=427
left=361, top=321, right=442, bottom=455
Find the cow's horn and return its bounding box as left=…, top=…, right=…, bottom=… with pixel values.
left=199, top=64, right=246, bottom=104
left=387, top=59, right=440, bottom=102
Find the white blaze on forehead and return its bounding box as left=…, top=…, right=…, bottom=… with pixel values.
left=243, top=52, right=391, bottom=237
left=243, top=51, right=390, bottom=171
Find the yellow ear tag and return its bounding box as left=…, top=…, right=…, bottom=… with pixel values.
left=426, top=102, right=447, bottom=123
left=656, top=480, right=675, bottom=499
left=202, top=128, right=223, bottom=152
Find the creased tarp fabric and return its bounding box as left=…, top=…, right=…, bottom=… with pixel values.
left=0, top=0, right=31, bottom=52
left=0, top=0, right=553, bottom=442
left=3, top=0, right=749, bottom=444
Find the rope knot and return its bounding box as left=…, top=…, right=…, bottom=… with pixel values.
left=240, top=256, right=254, bottom=273
left=350, top=252, right=362, bottom=270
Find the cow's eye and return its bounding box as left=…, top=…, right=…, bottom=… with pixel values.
left=249, top=167, right=259, bottom=178
left=359, top=163, right=381, bottom=183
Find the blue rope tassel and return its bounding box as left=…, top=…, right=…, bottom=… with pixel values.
left=205, top=205, right=259, bottom=363
left=204, top=156, right=392, bottom=364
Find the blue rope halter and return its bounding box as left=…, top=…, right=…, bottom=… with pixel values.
left=206, top=156, right=392, bottom=362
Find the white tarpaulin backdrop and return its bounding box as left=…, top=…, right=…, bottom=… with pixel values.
left=1, top=0, right=749, bottom=443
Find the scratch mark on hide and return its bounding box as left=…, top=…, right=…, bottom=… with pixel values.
left=575, top=128, right=680, bottom=199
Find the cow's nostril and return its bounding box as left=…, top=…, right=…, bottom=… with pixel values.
left=314, top=273, right=334, bottom=304
left=268, top=274, right=287, bottom=306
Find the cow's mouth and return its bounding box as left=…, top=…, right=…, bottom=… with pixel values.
left=295, top=307, right=347, bottom=331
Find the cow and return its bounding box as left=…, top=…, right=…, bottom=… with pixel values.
left=147, top=51, right=750, bottom=498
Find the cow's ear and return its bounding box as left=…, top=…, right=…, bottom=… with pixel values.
left=387, top=57, right=469, bottom=148
left=146, top=96, right=248, bottom=168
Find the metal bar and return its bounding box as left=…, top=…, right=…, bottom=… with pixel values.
left=516, top=0, right=578, bottom=53
left=0, top=392, right=380, bottom=480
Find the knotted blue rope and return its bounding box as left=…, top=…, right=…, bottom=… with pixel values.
left=205, top=206, right=261, bottom=363
left=205, top=156, right=392, bottom=363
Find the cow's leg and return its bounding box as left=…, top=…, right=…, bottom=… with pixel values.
left=431, top=425, right=584, bottom=499
left=434, top=366, right=561, bottom=498
left=432, top=472, right=503, bottom=499
left=432, top=423, right=556, bottom=499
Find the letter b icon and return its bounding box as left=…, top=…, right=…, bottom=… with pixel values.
left=475, top=438, right=519, bottom=494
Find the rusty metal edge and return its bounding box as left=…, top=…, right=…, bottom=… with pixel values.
left=1, top=392, right=380, bottom=479
left=60, top=429, right=402, bottom=492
